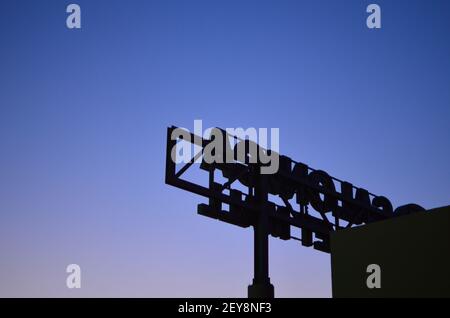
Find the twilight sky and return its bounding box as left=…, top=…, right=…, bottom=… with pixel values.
left=0, top=0, right=449, bottom=297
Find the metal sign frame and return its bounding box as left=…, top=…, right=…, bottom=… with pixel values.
left=165, top=125, right=424, bottom=297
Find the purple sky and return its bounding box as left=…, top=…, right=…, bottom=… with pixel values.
left=0, top=0, right=449, bottom=297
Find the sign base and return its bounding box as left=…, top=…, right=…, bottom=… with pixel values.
left=248, top=281, right=274, bottom=298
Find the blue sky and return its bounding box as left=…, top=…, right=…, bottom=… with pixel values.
left=0, top=0, right=449, bottom=297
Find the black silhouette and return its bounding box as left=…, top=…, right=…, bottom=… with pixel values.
left=165, top=126, right=425, bottom=298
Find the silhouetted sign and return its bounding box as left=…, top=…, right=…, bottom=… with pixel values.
left=165, top=125, right=425, bottom=253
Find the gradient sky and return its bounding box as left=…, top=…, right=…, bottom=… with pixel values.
left=0, top=0, right=449, bottom=297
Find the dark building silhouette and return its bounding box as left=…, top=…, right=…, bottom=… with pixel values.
left=331, top=205, right=450, bottom=297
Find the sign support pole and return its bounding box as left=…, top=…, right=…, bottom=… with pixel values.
left=248, top=172, right=274, bottom=298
